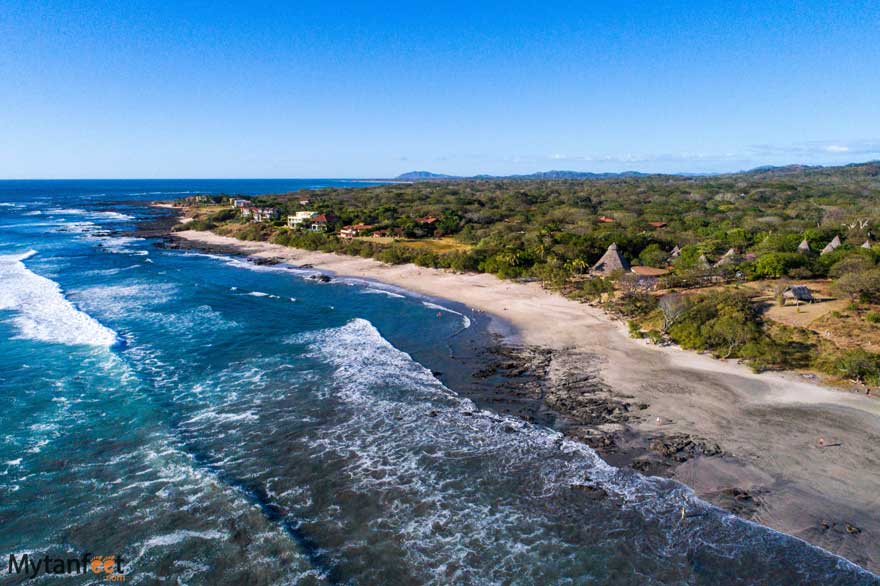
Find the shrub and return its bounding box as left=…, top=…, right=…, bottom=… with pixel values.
left=628, top=321, right=645, bottom=338
left=646, top=329, right=664, bottom=344
left=667, top=290, right=766, bottom=359
left=752, top=252, right=805, bottom=278
left=815, top=348, right=880, bottom=384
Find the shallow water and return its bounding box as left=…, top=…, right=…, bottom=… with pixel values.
left=0, top=180, right=877, bottom=585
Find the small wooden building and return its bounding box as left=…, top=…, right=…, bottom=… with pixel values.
left=783, top=285, right=814, bottom=305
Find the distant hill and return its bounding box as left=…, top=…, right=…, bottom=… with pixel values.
left=395, top=161, right=880, bottom=182
left=395, top=169, right=652, bottom=181
left=742, top=160, right=880, bottom=177
left=395, top=171, right=457, bottom=180
left=506, top=170, right=650, bottom=180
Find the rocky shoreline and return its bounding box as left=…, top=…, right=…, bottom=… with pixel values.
left=467, top=343, right=762, bottom=515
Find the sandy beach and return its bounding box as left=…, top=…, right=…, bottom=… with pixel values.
left=171, top=229, right=880, bottom=573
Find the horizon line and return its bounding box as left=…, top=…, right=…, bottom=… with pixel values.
left=1, top=158, right=877, bottom=182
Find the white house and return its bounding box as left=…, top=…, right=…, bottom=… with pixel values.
left=231, top=199, right=250, bottom=209
left=252, top=208, right=279, bottom=223
left=287, top=211, right=320, bottom=228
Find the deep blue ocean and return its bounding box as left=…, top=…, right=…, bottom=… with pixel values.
left=0, top=180, right=877, bottom=585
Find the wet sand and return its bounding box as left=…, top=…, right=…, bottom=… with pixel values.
left=168, top=229, right=880, bottom=574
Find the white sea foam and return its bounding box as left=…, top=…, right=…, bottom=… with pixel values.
left=73, top=283, right=177, bottom=315
left=245, top=290, right=280, bottom=299
left=94, top=210, right=134, bottom=220
left=0, top=250, right=119, bottom=347
left=422, top=300, right=471, bottom=328
left=54, top=220, right=99, bottom=234
left=47, top=207, right=133, bottom=221
left=362, top=287, right=406, bottom=299
left=140, top=529, right=227, bottom=552
left=50, top=208, right=88, bottom=215
left=95, top=236, right=147, bottom=255
left=84, top=264, right=142, bottom=276
left=288, top=318, right=745, bottom=581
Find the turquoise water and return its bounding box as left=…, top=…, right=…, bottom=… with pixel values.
left=0, top=181, right=876, bottom=585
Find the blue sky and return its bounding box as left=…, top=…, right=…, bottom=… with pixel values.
left=1, top=1, right=879, bottom=178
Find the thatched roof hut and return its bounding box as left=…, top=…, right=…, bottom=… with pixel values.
left=782, top=285, right=814, bottom=304
left=591, top=243, right=630, bottom=276
left=797, top=239, right=811, bottom=254
left=714, top=248, right=740, bottom=267
left=696, top=254, right=711, bottom=270
left=820, top=235, right=841, bottom=255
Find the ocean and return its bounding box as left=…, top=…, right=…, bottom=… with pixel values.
left=0, top=179, right=876, bottom=585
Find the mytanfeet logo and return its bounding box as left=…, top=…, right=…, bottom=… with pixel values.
left=8, top=553, right=127, bottom=581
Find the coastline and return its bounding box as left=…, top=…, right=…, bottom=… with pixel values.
left=166, top=228, right=880, bottom=573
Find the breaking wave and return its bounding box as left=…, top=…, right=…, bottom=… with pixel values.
left=287, top=318, right=873, bottom=584
left=422, top=300, right=472, bottom=328
left=0, top=250, right=120, bottom=347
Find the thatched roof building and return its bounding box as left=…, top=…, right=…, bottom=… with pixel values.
left=797, top=239, right=811, bottom=254
left=591, top=243, right=630, bottom=276
left=783, top=285, right=814, bottom=304
left=714, top=248, right=740, bottom=267
left=820, top=235, right=841, bottom=255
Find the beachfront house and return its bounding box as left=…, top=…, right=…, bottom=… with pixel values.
left=252, top=208, right=279, bottom=223
left=339, top=223, right=373, bottom=239
left=309, top=214, right=331, bottom=232
left=288, top=211, right=319, bottom=228
left=240, top=206, right=256, bottom=218
left=590, top=243, right=630, bottom=276
left=783, top=285, right=814, bottom=305
left=231, top=198, right=250, bottom=209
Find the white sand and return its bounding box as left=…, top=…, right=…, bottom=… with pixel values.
left=175, top=229, right=880, bottom=572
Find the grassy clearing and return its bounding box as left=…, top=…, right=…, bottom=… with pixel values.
left=356, top=236, right=472, bottom=254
